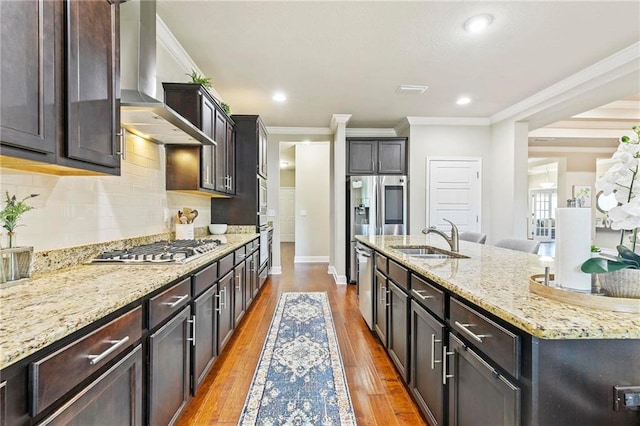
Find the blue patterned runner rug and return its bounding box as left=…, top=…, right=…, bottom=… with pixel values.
left=238, top=292, right=357, bottom=425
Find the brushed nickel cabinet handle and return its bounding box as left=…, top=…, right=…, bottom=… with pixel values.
left=412, top=289, right=435, bottom=301
left=88, top=336, right=130, bottom=365
left=454, top=321, right=490, bottom=343
left=187, top=316, right=196, bottom=346
left=431, top=334, right=442, bottom=370
left=116, top=128, right=127, bottom=160
left=442, top=345, right=455, bottom=385
left=163, top=294, right=189, bottom=308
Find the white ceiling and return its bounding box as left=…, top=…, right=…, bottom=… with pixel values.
left=156, top=1, right=640, bottom=130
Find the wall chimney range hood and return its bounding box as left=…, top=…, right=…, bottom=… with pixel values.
left=120, top=0, right=214, bottom=146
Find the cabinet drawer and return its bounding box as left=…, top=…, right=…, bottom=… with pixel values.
left=218, top=253, right=234, bottom=277
left=388, top=259, right=408, bottom=291
left=410, top=274, right=445, bottom=320
left=193, top=262, right=218, bottom=297
left=149, top=278, right=191, bottom=330
left=30, top=306, right=142, bottom=416
left=235, top=246, right=247, bottom=263
left=375, top=252, right=387, bottom=274
left=449, top=298, right=520, bottom=378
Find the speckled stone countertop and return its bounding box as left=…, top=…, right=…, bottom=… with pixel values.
left=357, top=235, right=640, bottom=340
left=0, top=233, right=258, bottom=370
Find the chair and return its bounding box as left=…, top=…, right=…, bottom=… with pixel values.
left=459, top=231, right=487, bottom=244
left=493, top=238, right=541, bottom=254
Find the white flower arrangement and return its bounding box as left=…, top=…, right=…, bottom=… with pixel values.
left=595, top=125, right=639, bottom=251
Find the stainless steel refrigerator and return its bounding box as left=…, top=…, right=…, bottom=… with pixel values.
left=348, top=175, right=408, bottom=283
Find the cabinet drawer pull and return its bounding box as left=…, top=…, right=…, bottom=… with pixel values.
left=442, top=345, right=455, bottom=385
left=386, top=288, right=391, bottom=307
left=454, top=321, right=490, bottom=343
left=431, top=333, right=442, bottom=370
left=412, top=289, right=435, bottom=301
left=87, top=336, right=129, bottom=365
left=163, top=294, right=189, bottom=308
left=116, top=128, right=127, bottom=160
left=187, top=316, right=196, bottom=346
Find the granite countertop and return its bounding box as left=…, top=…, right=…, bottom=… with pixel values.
left=0, top=233, right=258, bottom=370
left=357, top=235, right=640, bottom=340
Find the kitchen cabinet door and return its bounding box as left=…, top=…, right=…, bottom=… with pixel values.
left=226, top=120, right=236, bottom=194
left=65, top=0, right=121, bottom=169
left=192, top=285, right=217, bottom=395
left=233, top=262, right=246, bottom=327
left=217, top=271, right=234, bottom=353
left=378, top=139, right=406, bottom=174
left=38, top=345, right=142, bottom=426
left=0, top=0, right=58, bottom=158
left=252, top=250, right=260, bottom=298
left=348, top=140, right=377, bottom=175
left=448, top=333, right=520, bottom=426
left=215, top=110, right=229, bottom=193
left=149, top=306, right=191, bottom=426
left=200, top=94, right=217, bottom=190
left=411, top=301, right=446, bottom=426
left=258, top=120, right=268, bottom=179
left=387, top=281, right=409, bottom=381
left=245, top=255, right=254, bottom=308
left=373, top=269, right=388, bottom=346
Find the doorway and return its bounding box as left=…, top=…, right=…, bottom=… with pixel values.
left=279, top=187, right=295, bottom=242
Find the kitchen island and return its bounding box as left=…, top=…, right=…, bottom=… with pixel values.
left=0, top=232, right=263, bottom=425
left=357, top=234, right=640, bottom=426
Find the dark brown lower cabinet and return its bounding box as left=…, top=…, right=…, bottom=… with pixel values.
left=233, top=261, right=246, bottom=327
left=448, top=333, right=520, bottom=426
left=387, top=281, right=409, bottom=380
left=39, top=345, right=142, bottom=426
left=410, top=300, right=446, bottom=426
left=217, top=272, right=234, bottom=353
left=252, top=251, right=260, bottom=298
left=192, top=285, right=217, bottom=394
left=149, top=306, right=191, bottom=426
left=244, top=254, right=254, bottom=307
left=373, top=269, right=388, bottom=346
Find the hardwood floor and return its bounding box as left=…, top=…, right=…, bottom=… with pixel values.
left=177, top=243, right=427, bottom=425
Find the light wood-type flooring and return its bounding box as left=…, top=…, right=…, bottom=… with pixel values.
left=176, top=243, right=427, bottom=425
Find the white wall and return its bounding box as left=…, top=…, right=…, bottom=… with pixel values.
left=294, top=143, right=330, bottom=260
left=0, top=136, right=211, bottom=251
left=280, top=170, right=295, bottom=187
left=408, top=124, right=491, bottom=235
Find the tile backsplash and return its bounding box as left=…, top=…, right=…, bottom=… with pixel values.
left=0, top=135, right=212, bottom=251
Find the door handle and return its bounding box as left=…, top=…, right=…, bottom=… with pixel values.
left=187, top=316, right=196, bottom=346
left=431, top=334, right=442, bottom=370
left=442, top=345, right=455, bottom=385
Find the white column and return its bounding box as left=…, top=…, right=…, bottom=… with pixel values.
left=329, top=114, right=351, bottom=284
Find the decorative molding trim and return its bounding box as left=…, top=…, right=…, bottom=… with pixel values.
left=294, top=256, right=330, bottom=263
left=490, top=42, right=640, bottom=125
left=269, top=266, right=282, bottom=275
left=528, top=146, right=617, bottom=154
left=346, top=128, right=398, bottom=137
left=529, top=127, right=629, bottom=139
left=266, top=126, right=333, bottom=135
left=394, top=118, right=411, bottom=135
left=406, top=116, right=491, bottom=126
left=328, top=266, right=347, bottom=285
left=330, top=114, right=352, bottom=131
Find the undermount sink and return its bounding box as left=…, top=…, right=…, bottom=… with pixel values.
left=390, top=245, right=470, bottom=259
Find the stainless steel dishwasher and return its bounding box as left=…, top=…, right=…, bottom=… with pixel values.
left=356, top=242, right=373, bottom=330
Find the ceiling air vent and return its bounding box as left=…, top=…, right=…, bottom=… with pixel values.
left=396, top=85, right=428, bottom=94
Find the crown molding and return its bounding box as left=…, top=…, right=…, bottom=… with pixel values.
left=528, top=146, right=616, bottom=154
left=330, top=114, right=352, bottom=131
left=394, top=118, right=410, bottom=135
left=405, top=116, right=491, bottom=126
left=266, top=126, right=333, bottom=135
left=346, top=128, right=398, bottom=137
left=490, top=42, right=640, bottom=125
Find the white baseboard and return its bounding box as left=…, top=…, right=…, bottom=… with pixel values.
left=270, top=266, right=282, bottom=275
left=294, top=256, right=329, bottom=263
left=328, top=265, right=347, bottom=285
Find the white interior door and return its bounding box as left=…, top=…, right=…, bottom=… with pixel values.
left=427, top=158, right=481, bottom=232
left=279, top=187, right=295, bottom=242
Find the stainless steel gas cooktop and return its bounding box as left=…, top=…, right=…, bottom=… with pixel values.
left=89, top=239, right=224, bottom=265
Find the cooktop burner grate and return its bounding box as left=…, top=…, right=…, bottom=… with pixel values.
left=90, top=239, right=224, bottom=264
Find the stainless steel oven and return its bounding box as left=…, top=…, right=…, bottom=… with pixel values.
left=258, top=177, right=268, bottom=227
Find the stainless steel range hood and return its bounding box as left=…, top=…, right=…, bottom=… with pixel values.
left=120, top=0, right=214, bottom=146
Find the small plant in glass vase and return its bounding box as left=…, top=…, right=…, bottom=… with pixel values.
left=581, top=125, right=640, bottom=298
left=0, top=191, right=39, bottom=248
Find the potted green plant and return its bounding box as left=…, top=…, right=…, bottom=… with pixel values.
left=186, top=69, right=212, bottom=89
left=1, top=191, right=38, bottom=248
left=581, top=125, right=639, bottom=298
left=0, top=191, right=38, bottom=283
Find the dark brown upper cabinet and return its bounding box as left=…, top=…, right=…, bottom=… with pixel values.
left=0, top=0, right=122, bottom=175
left=347, top=138, right=407, bottom=175
left=163, top=83, right=235, bottom=196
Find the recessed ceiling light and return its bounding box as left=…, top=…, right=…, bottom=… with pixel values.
left=396, top=85, right=428, bottom=94
left=464, top=14, right=493, bottom=33
left=273, top=92, right=287, bottom=102
left=456, top=96, right=471, bottom=105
